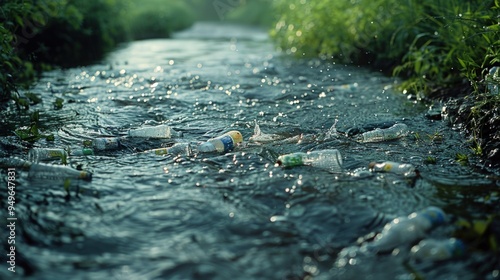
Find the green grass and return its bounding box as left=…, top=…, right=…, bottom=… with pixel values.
left=272, top=0, right=500, bottom=97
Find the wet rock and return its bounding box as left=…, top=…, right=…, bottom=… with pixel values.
left=443, top=95, right=500, bottom=165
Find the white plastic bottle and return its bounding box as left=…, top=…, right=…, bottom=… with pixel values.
left=197, top=130, right=243, bottom=153
left=276, top=149, right=343, bottom=172
left=369, top=161, right=416, bottom=177
left=83, top=137, right=121, bottom=151
left=367, top=206, right=446, bottom=252
left=0, top=157, right=92, bottom=181
left=144, top=143, right=192, bottom=156
left=28, top=162, right=92, bottom=181
left=410, top=238, right=465, bottom=261
left=128, top=124, right=183, bottom=139
left=357, top=123, right=409, bottom=143
left=28, top=148, right=69, bottom=163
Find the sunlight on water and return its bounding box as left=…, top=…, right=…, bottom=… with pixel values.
left=0, top=23, right=498, bottom=280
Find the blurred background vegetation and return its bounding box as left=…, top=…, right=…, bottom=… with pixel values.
left=1, top=0, right=499, bottom=104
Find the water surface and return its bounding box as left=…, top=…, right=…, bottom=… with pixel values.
left=1, top=22, right=499, bottom=280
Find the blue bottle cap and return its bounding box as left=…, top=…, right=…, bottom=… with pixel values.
left=421, top=206, right=446, bottom=226
left=450, top=238, right=466, bottom=256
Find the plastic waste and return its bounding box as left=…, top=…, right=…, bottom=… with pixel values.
left=356, top=123, right=409, bottom=143
left=197, top=130, right=243, bottom=153
left=0, top=157, right=33, bottom=170
left=0, top=157, right=92, bottom=181
left=144, top=143, right=192, bottom=156
left=83, top=137, right=121, bottom=151
left=69, top=148, right=95, bottom=156
left=276, top=149, right=343, bottom=172
left=486, top=66, right=500, bottom=95
left=28, top=162, right=92, bottom=181
left=369, top=161, right=417, bottom=177
left=28, top=148, right=68, bottom=163
left=248, top=122, right=285, bottom=143
left=345, top=121, right=397, bottom=137
left=410, top=238, right=466, bottom=262
left=367, top=206, right=446, bottom=252
left=128, top=124, right=182, bottom=139
left=332, top=83, right=358, bottom=92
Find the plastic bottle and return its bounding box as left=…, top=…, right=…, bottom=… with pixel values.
left=487, top=66, right=499, bottom=95
left=276, top=149, right=343, bottom=172
left=357, top=123, right=409, bottom=143
left=28, top=148, right=68, bottom=163
left=0, top=157, right=92, bottom=181
left=128, top=124, right=183, bottom=139
left=197, top=130, right=243, bottom=153
left=410, top=238, right=466, bottom=262
left=0, top=157, right=33, bottom=170
left=69, top=148, right=95, bottom=156
left=144, top=143, right=192, bottom=156
left=366, top=206, right=446, bottom=252
left=28, top=162, right=92, bottom=181
left=83, top=137, right=121, bottom=151
left=369, top=161, right=416, bottom=177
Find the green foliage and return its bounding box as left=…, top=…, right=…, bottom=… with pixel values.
left=455, top=153, right=469, bottom=165
left=14, top=110, right=54, bottom=142
left=225, top=0, right=276, bottom=27
left=127, top=0, right=194, bottom=40
left=272, top=0, right=500, bottom=97
left=0, top=0, right=196, bottom=100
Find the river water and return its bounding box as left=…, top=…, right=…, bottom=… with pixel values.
left=1, top=22, right=499, bottom=280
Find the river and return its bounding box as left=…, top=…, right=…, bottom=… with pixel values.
left=0, top=22, right=499, bottom=280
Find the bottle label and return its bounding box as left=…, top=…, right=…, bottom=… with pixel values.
left=153, top=148, right=169, bottom=155
left=382, top=163, right=393, bottom=172
left=278, top=154, right=304, bottom=167
left=47, top=150, right=65, bottom=158
left=218, top=135, right=235, bottom=152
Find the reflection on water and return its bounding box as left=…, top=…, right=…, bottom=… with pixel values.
left=0, top=22, right=499, bottom=279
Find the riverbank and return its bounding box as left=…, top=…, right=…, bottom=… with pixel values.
left=271, top=0, right=500, bottom=167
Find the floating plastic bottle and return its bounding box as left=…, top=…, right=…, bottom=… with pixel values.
left=128, top=124, right=183, bottom=139
left=197, top=130, right=243, bottom=153
left=357, top=123, right=409, bottom=143
left=369, top=161, right=417, bottom=177
left=69, top=148, right=95, bottom=156
left=0, top=157, right=91, bottom=181
left=410, top=238, right=466, bottom=262
left=144, top=143, right=192, bottom=156
left=367, top=206, right=446, bottom=252
left=83, top=137, right=121, bottom=151
left=28, top=162, right=92, bottom=181
left=28, top=148, right=68, bottom=163
left=276, top=149, right=343, bottom=172
left=0, top=157, right=32, bottom=170
left=486, top=66, right=500, bottom=95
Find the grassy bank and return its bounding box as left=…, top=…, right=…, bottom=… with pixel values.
left=272, top=0, right=500, bottom=163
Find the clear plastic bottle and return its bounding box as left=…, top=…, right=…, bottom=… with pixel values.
left=197, top=130, right=243, bottom=153
left=144, top=143, right=192, bottom=156
left=0, top=157, right=92, bottom=181
left=28, top=162, right=92, bottom=181
left=28, top=148, right=68, bottom=163
left=366, top=206, right=446, bottom=252
left=357, top=123, right=409, bottom=143
left=410, top=238, right=465, bottom=261
left=83, top=137, right=121, bottom=151
left=369, top=161, right=416, bottom=177
left=276, top=149, right=343, bottom=172
left=69, top=148, right=95, bottom=156
left=0, top=157, right=33, bottom=170
left=128, top=124, right=183, bottom=139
